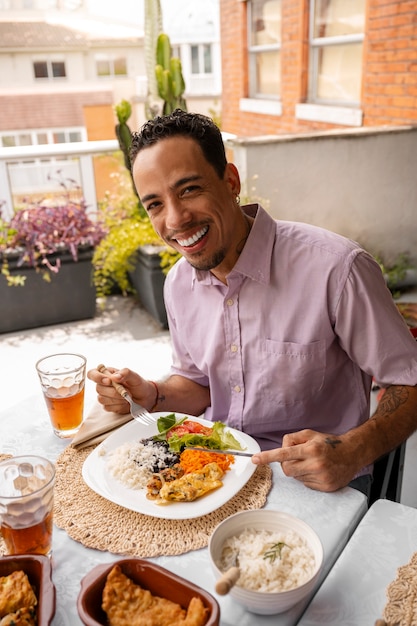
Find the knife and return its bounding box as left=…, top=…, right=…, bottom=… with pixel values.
left=184, top=446, right=254, bottom=458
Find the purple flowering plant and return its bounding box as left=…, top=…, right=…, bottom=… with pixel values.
left=0, top=174, right=106, bottom=286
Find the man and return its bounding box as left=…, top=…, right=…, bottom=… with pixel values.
left=88, top=110, right=417, bottom=497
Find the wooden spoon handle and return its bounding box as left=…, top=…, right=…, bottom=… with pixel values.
left=215, top=566, right=240, bottom=595
left=97, top=364, right=128, bottom=399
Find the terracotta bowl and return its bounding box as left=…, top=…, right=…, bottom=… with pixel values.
left=77, top=558, right=220, bottom=626
left=0, top=554, right=56, bottom=626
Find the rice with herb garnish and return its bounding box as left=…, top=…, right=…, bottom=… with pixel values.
left=106, top=439, right=180, bottom=489
left=218, top=528, right=315, bottom=592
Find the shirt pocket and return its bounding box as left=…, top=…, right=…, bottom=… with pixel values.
left=260, top=339, right=326, bottom=406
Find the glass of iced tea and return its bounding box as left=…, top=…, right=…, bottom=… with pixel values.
left=36, top=352, right=87, bottom=438
left=0, top=455, right=55, bottom=556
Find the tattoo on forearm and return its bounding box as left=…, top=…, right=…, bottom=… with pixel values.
left=378, top=386, right=409, bottom=416
left=325, top=437, right=342, bottom=449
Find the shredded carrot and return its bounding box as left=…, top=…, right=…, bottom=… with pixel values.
left=179, top=449, right=235, bottom=474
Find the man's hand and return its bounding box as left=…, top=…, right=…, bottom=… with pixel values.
left=87, top=367, right=156, bottom=414
left=252, top=429, right=359, bottom=492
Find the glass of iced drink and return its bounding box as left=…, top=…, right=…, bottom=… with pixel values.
left=36, top=352, right=86, bottom=438
left=0, top=455, right=55, bottom=556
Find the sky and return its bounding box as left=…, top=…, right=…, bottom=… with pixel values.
left=47, top=0, right=219, bottom=40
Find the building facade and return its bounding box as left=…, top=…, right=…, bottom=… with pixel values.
left=0, top=0, right=221, bottom=149
left=220, top=0, right=417, bottom=136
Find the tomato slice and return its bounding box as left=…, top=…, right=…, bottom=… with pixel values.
left=167, top=420, right=212, bottom=439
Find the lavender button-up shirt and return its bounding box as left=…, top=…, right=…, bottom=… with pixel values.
left=164, top=204, right=417, bottom=456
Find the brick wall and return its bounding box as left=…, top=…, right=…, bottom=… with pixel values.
left=221, top=0, right=417, bottom=136
left=362, top=0, right=417, bottom=125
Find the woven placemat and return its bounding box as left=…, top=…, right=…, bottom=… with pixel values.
left=383, top=551, right=417, bottom=626
left=52, top=445, right=273, bottom=557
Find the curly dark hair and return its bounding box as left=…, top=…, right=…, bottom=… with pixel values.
left=130, top=109, right=227, bottom=179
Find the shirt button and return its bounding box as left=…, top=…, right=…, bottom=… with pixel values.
left=226, top=299, right=234, bottom=306
left=234, top=385, right=241, bottom=393
left=231, top=344, right=238, bottom=353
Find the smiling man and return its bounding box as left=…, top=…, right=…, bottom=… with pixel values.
left=88, top=110, right=417, bottom=500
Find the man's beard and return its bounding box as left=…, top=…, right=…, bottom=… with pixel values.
left=186, top=247, right=227, bottom=272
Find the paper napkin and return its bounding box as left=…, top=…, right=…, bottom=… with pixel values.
left=71, top=402, right=132, bottom=450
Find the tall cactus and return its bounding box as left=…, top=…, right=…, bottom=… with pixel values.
left=144, top=0, right=164, bottom=118
left=113, top=99, right=140, bottom=200
left=155, top=33, right=187, bottom=115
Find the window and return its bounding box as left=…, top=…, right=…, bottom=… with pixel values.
left=190, top=44, right=213, bottom=75
left=309, top=0, right=365, bottom=105
left=247, top=0, right=281, bottom=99
left=96, top=54, right=127, bottom=77
left=1, top=128, right=85, bottom=148
left=33, top=59, right=66, bottom=80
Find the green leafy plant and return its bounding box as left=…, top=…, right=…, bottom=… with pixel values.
left=375, top=252, right=415, bottom=296
left=92, top=170, right=180, bottom=298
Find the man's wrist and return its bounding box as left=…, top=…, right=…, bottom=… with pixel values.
left=148, top=380, right=159, bottom=412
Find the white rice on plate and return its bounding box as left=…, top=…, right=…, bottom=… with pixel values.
left=219, top=528, right=315, bottom=592
left=105, top=440, right=179, bottom=490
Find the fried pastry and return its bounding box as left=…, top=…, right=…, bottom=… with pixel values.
left=102, top=565, right=208, bottom=626
left=0, top=606, right=37, bottom=626
left=0, top=571, right=37, bottom=619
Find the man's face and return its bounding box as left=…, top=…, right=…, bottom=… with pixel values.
left=132, top=136, right=243, bottom=277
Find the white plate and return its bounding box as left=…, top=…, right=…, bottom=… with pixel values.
left=82, top=413, right=260, bottom=520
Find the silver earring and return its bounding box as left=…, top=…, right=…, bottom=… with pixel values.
left=236, top=195, right=240, bottom=205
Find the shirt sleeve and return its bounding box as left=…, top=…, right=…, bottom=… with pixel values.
left=334, top=250, right=417, bottom=387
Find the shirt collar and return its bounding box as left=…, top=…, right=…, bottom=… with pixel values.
left=191, top=204, right=275, bottom=287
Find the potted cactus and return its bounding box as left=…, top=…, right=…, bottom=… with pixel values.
left=0, top=179, right=106, bottom=333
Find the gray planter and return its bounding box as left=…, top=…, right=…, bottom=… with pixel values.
left=128, top=245, right=168, bottom=329
left=0, top=247, right=96, bottom=333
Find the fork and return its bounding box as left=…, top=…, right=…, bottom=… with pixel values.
left=97, top=364, right=158, bottom=426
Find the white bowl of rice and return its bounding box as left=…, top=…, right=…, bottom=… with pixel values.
left=208, top=509, right=323, bottom=615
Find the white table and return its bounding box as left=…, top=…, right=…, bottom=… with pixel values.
left=0, top=392, right=368, bottom=626
left=298, top=499, right=417, bottom=625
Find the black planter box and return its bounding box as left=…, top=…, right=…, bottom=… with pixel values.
left=1, top=247, right=96, bottom=333
left=128, top=245, right=168, bottom=329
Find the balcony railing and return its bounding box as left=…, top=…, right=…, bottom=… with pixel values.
left=0, top=140, right=120, bottom=219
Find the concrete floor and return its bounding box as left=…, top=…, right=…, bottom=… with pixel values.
left=0, top=296, right=172, bottom=413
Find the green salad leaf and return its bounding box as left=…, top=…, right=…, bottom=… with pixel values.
left=168, top=421, right=245, bottom=453
left=152, top=415, right=246, bottom=453
left=153, top=413, right=188, bottom=439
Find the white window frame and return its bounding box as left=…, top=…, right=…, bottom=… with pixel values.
left=1, top=127, right=86, bottom=149
left=296, top=0, right=365, bottom=127
left=33, top=57, right=67, bottom=80
left=308, top=0, right=365, bottom=107
left=240, top=0, right=282, bottom=117
left=247, top=0, right=281, bottom=100
left=95, top=54, right=127, bottom=78
left=190, top=43, right=213, bottom=76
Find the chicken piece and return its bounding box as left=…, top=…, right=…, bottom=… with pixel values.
left=158, top=462, right=224, bottom=502
left=0, top=606, right=37, bottom=626
left=146, top=463, right=185, bottom=500
left=0, top=571, right=37, bottom=619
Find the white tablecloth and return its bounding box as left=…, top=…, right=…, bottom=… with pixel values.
left=298, top=498, right=417, bottom=625
left=0, top=393, right=368, bottom=626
